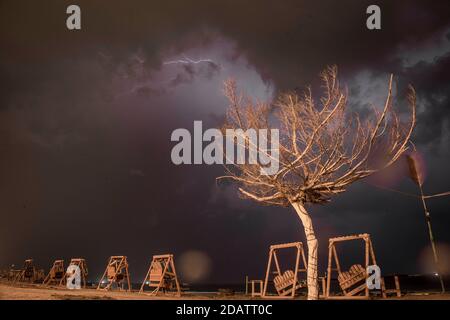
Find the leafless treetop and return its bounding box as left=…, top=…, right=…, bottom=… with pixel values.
left=218, top=66, right=416, bottom=206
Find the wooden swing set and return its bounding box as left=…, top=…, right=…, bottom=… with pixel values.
left=262, top=242, right=307, bottom=298
left=325, top=233, right=400, bottom=299
left=325, top=234, right=375, bottom=299
left=97, top=256, right=131, bottom=291
left=62, top=258, right=89, bottom=288
left=14, top=259, right=44, bottom=283
left=43, top=260, right=65, bottom=286
left=139, top=254, right=181, bottom=296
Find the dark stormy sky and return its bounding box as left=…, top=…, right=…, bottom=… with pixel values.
left=1, top=1, right=449, bottom=284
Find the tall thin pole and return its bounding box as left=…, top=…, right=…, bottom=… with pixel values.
left=245, top=275, right=248, bottom=295
left=418, top=183, right=445, bottom=293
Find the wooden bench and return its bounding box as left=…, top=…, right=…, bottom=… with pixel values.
left=273, top=270, right=305, bottom=296
left=337, top=264, right=367, bottom=296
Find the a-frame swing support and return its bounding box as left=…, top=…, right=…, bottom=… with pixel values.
left=43, top=260, right=65, bottom=286
left=97, top=256, right=131, bottom=291
left=325, top=233, right=377, bottom=299
left=14, top=259, right=37, bottom=283
left=61, top=258, right=88, bottom=288
left=139, top=254, right=181, bottom=296
left=262, top=242, right=307, bottom=299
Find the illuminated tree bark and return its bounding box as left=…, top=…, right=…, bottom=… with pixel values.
left=291, top=201, right=318, bottom=300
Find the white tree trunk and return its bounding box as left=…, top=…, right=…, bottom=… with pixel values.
left=291, top=201, right=319, bottom=300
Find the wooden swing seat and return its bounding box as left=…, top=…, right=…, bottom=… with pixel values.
left=114, top=273, right=125, bottom=281
left=50, top=270, right=64, bottom=278
left=148, top=262, right=163, bottom=284
left=107, top=266, right=115, bottom=278
left=273, top=270, right=305, bottom=296
left=338, top=264, right=366, bottom=290
left=24, top=269, right=34, bottom=278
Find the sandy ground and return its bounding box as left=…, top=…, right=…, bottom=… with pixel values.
left=0, top=283, right=251, bottom=300
left=1, top=283, right=450, bottom=300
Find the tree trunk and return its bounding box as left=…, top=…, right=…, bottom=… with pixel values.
left=291, top=201, right=319, bottom=300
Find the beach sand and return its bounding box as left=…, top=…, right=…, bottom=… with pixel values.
left=1, top=283, right=450, bottom=300
left=0, top=283, right=253, bottom=300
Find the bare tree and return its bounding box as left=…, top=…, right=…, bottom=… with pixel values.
left=218, top=66, right=416, bottom=300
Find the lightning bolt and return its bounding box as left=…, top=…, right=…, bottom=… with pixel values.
left=115, top=54, right=219, bottom=99
left=163, top=55, right=214, bottom=65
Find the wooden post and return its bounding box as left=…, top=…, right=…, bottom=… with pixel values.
left=364, top=238, right=370, bottom=298
left=273, top=252, right=282, bottom=276
left=262, top=249, right=273, bottom=297
left=326, top=241, right=333, bottom=297
left=369, top=239, right=377, bottom=265
left=394, top=276, right=401, bottom=297
left=245, top=276, right=248, bottom=295
left=332, top=245, right=346, bottom=295
left=292, top=245, right=301, bottom=298
left=418, top=184, right=446, bottom=293
left=170, top=257, right=181, bottom=297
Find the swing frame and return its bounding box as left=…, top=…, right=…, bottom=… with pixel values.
left=97, top=256, right=131, bottom=291
left=139, top=254, right=181, bottom=296
left=14, top=259, right=37, bottom=283
left=61, top=258, right=89, bottom=288
left=262, top=242, right=307, bottom=299
left=43, top=259, right=65, bottom=286
left=325, top=233, right=377, bottom=299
